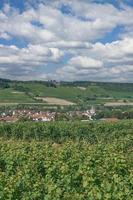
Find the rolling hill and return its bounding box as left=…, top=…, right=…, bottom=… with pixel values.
left=0, top=78, right=132, bottom=106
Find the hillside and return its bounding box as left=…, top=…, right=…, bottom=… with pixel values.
left=0, top=79, right=133, bottom=106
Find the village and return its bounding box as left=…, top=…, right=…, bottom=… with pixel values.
left=0, top=107, right=96, bottom=122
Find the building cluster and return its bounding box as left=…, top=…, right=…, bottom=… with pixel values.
left=0, top=110, right=56, bottom=122
left=29, top=111, right=56, bottom=122
left=82, top=107, right=96, bottom=120
left=0, top=107, right=96, bottom=122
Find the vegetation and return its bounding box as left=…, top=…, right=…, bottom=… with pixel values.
left=95, top=107, right=133, bottom=119
left=0, top=78, right=132, bottom=198
left=0, top=120, right=132, bottom=142
left=0, top=120, right=132, bottom=199
left=0, top=88, right=35, bottom=103
left=0, top=138, right=132, bottom=199
left=0, top=78, right=133, bottom=105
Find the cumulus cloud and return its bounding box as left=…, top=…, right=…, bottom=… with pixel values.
left=52, top=37, right=133, bottom=82
left=0, top=1, right=133, bottom=81
left=68, top=56, right=103, bottom=69
left=0, top=44, right=63, bottom=65
left=1, top=1, right=133, bottom=43
left=0, top=43, right=63, bottom=80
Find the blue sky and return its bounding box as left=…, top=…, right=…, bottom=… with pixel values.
left=0, top=0, right=133, bottom=82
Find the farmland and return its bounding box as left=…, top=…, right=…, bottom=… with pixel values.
left=0, top=79, right=133, bottom=107
left=0, top=79, right=132, bottom=198
left=0, top=88, right=35, bottom=103
left=0, top=120, right=133, bottom=199
left=0, top=0, right=133, bottom=198
left=35, top=97, right=75, bottom=105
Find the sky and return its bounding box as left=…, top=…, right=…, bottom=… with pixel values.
left=0, top=0, right=133, bottom=82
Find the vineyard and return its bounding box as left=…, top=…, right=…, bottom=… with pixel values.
left=0, top=121, right=133, bottom=199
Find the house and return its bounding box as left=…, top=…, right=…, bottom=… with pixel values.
left=82, top=107, right=96, bottom=120
left=29, top=112, right=55, bottom=122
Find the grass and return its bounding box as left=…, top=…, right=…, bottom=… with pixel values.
left=19, top=83, right=82, bottom=101
left=0, top=81, right=132, bottom=105
left=0, top=88, right=35, bottom=103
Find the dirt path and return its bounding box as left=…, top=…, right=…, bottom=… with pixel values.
left=35, top=97, right=75, bottom=105
left=104, top=102, right=133, bottom=106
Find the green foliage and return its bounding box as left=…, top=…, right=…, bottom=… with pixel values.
left=0, top=79, right=133, bottom=104
left=0, top=88, right=35, bottom=103
left=96, top=108, right=133, bottom=119
left=0, top=120, right=132, bottom=199
left=0, top=137, right=132, bottom=199
left=0, top=120, right=132, bottom=143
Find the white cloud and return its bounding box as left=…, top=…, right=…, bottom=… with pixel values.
left=0, top=44, right=63, bottom=65
left=1, top=2, right=133, bottom=43
left=69, top=56, right=103, bottom=69
left=52, top=37, right=133, bottom=82
left=0, top=43, right=63, bottom=80
left=0, top=1, right=133, bottom=81
left=0, top=32, right=11, bottom=40
left=45, top=41, right=92, bottom=49
left=91, top=37, right=133, bottom=62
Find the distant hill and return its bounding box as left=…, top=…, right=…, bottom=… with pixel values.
left=0, top=78, right=132, bottom=105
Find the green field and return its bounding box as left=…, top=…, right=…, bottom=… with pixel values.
left=0, top=120, right=132, bottom=199
left=0, top=79, right=132, bottom=106
left=17, top=82, right=133, bottom=101
left=0, top=88, right=35, bottom=103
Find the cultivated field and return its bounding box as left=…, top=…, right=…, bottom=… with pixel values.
left=105, top=102, right=133, bottom=106
left=35, top=97, right=75, bottom=105
left=0, top=120, right=132, bottom=199
left=0, top=80, right=133, bottom=107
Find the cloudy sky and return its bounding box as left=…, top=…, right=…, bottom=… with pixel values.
left=0, top=0, right=133, bottom=82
